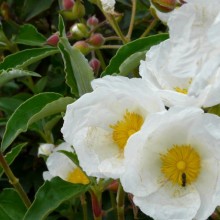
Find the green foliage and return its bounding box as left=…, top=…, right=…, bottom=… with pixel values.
left=101, top=34, right=169, bottom=76
left=58, top=16, right=94, bottom=96
left=1, top=93, right=74, bottom=151
left=23, top=177, right=89, bottom=220
left=14, top=24, right=46, bottom=46
left=0, top=189, right=27, bottom=220
left=0, top=48, right=59, bottom=70
left=0, top=69, right=40, bottom=87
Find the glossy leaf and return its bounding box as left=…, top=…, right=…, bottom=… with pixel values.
left=101, top=34, right=169, bottom=76
left=23, top=177, right=89, bottom=220
left=0, top=143, right=27, bottom=177
left=0, top=48, right=58, bottom=71
left=1, top=93, right=74, bottom=152
left=0, top=189, right=27, bottom=220
left=14, top=24, right=46, bottom=46
left=0, top=69, right=41, bottom=87
left=22, top=0, right=54, bottom=21
left=119, top=51, right=146, bottom=76
left=58, top=15, right=94, bottom=96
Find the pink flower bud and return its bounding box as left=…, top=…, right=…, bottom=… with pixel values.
left=89, top=58, right=101, bottom=73
left=87, top=15, right=99, bottom=28
left=63, top=0, right=74, bottom=10
left=87, top=33, right=105, bottom=47
left=73, top=41, right=90, bottom=55
left=46, top=33, right=59, bottom=46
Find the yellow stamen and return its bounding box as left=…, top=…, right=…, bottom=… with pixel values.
left=66, top=167, right=90, bottom=185
left=160, top=144, right=201, bottom=187
left=110, top=111, right=143, bottom=150
left=174, top=87, right=188, bottom=94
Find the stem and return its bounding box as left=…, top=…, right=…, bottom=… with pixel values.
left=105, top=36, right=121, bottom=41
left=95, top=49, right=106, bottom=71
left=80, top=194, right=88, bottom=220
left=126, top=0, right=137, bottom=40
left=0, top=153, right=31, bottom=208
left=140, top=18, right=158, bottom=38
left=100, top=45, right=122, bottom=49
left=117, top=182, right=125, bottom=220
left=108, top=14, right=128, bottom=44
left=109, top=191, right=117, bottom=219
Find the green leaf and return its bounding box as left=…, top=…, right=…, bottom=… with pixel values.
left=119, top=51, right=146, bottom=76
left=101, top=34, right=169, bottom=76
left=22, top=0, right=54, bottom=21
left=0, top=143, right=27, bottom=177
left=0, top=69, right=41, bottom=87
left=1, top=93, right=74, bottom=152
left=0, top=97, right=23, bottom=114
left=23, top=177, right=89, bottom=220
left=0, top=188, right=27, bottom=220
left=0, top=48, right=58, bottom=71
left=14, top=24, right=46, bottom=46
left=58, top=16, right=94, bottom=97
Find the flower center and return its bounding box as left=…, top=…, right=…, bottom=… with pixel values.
left=66, top=167, right=90, bottom=185
left=110, top=111, right=144, bottom=150
left=160, top=144, right=201, bottom=187
left=174, top=87, right=188, bottom=94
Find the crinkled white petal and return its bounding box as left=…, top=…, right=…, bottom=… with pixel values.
left=133, top=184, right=200, bottom=220
left=122, top=107, right=220, bottom=219
left=140, top=0, right=220, bottom=107
left=100, top=0, right=115, bottom=13
left=62, top=76, right=165, bottom=179
left=194, top=158, right=220, bottom=219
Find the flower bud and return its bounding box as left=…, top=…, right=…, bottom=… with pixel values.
left=46, top=32, right=59, bottom=46
left=70, top=23, right=89, bottom=40
left=151, top=0, right=176, bottom=13
left=106, top=180, right=119, bottom=192
left=1, top=2, right=10, bottom=20
left=72, top=0, right=85, bottom=19
left=38, top=143, right=55, bottom=156
left=89, top=58, right=101, bottom=74
left=73, top=41, right=91, bottom=55
left=87, top=33, right=105, bottom=47
left=63, top=0, right=74, bottom=10
left=87, top=15, right=99, bottom=29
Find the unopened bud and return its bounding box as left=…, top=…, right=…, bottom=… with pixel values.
left=46, top=32, right=59, bottom=46
left=63, top=0, right=74, bottom=10
left=87, top=33, right=105, bottom=47
left=73, top=41, right=91, bottom=55
left=151, top=0, right=176, bottom=13
left=72, top=0, right=85, bottom=19
left=87, top=15, right=99, bottom=29
left=38, top=143, right=55, bottom=156
left=70, top=23, right=89, bottom=40
left=89, top=58, right=101, bottom=73
left=1, top=2, right=10, bottom=20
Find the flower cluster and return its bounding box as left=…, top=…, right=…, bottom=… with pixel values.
left=58, top=0, right=220, bottom=219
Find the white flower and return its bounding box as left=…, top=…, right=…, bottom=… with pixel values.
left=121, top=107, right=220, bottom=220
left=38, top=143, right=55, bottom=156
left=61, top=76, right=165, bottom=179
left=100, top=0, right=115, bottom=13
left=43, top=142, right=89, bottom=185
left=140, top=0, right=220, bottom=107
